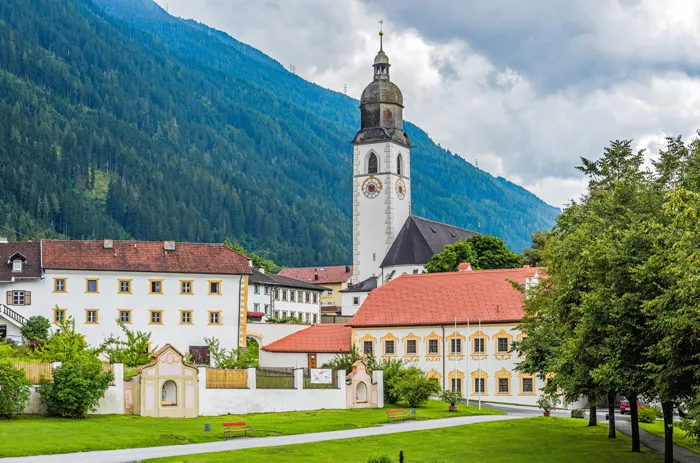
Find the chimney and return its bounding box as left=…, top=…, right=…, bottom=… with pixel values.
left=164, top=241, right=176, bottom=251
left=314, top=274, right=319, bottom=281
left=248, top=260, right=253, bottom=268
left=258, top=267, right=265, bottom=274
left=458, top=262, right=473, bottom=272
left=0, top=237, right=8, bottom=244
left=523, top=264, right=530, bottom=269
left=345, top=265, right=351, bottom=273
left=103, top=239, right=113, bottom=249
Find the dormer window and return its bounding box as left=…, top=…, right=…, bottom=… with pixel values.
left=12, top=259, right=21, bottom=272
left=8, top=252, right=26, bottom=273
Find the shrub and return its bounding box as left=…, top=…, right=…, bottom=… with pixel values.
left=367, top=457, right=393, bottom=463
left=440, top=389, right=462, bottom=407
left=637, top=406, right=658, bottom=423
left=390, top=366, right=440, bottom=408
left=205, top=337, right=258, bottom=369
left=650, top=404, right=663, bottom=418
left=0, top=363, right=32, bottom=419
left=20, top=316, right=51, bottom=345
left=376, top=358, right=404, bottom=404
left=40, top=318, right=91, bottom=362
left=38, top=355, right=113, bottom=418
left=536, top=395, right=559, bottom=412
left=571, top=409, right=585, bottom=419
left=99, top=323, right=154, bottom=368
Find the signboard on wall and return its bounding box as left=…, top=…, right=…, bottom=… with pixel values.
left=310, top=368, right=333, bottom=384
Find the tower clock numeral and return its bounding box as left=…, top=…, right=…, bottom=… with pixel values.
left=362, top=177, right=382, bottom=199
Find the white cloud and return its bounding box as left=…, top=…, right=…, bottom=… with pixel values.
left=154, top=0, right=700, bottom=208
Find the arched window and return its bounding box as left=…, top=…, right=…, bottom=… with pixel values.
left=356, top=382, right=368, bottom=403
left=397, top=154, right=403, bottom=176
left=162, top=380, right=177, bottom=406
left=368, top=153, right=378, bottom=174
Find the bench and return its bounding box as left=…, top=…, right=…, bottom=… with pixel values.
left=223, top=421, right=252, bottom=439
left=386, top=409, right=410, bottom=422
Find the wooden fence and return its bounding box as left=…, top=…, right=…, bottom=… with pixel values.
left=13, top=362, right=52, bottom=385
left=206, top=368, right=248, bottom=389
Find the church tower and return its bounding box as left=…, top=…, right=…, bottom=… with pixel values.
left=351, top=27, right=411, bottom=284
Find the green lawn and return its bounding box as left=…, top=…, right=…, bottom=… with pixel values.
left=0, top=400, right=501, bottom=458
left=146, top=418, right=663, bottom=463
left=639, top=420, right=700, bottom=454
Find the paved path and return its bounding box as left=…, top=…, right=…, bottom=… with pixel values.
left=615, top=420, right=698, bottom=463
left=3, top=413, right=526, bottom=463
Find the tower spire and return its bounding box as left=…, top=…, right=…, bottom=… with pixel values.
left=379, top=20, right=384, bottom=51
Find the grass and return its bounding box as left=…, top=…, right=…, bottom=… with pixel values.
left=145, top=418, right=663, bottom=463
left=639, top=420, right=700, bottom=454
left=0, top=400, right=501, bottom=457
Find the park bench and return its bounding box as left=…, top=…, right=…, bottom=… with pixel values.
left=386, top=409, right=410, bottom=422
left=223, top=421, right=252, bottom=439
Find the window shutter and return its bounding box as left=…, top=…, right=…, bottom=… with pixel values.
left=25, top=291, right=31, bottom=305
left=6, top=291, right=11, bottom=305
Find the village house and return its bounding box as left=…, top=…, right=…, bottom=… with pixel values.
left=260, top=324, right=351, bottom=368
left=277, top=265, right=353, bottom=311
left=247, top=267, right=325, bottom=323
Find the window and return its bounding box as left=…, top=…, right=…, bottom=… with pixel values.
left=290, top=311, right=296, bottom=319
left=363, top=340, right=373, bottom=354
left=326, top=289, right=332, bottom=296
left=264, top=304, right=270, bottom=316
left=12, top=259, right=22, bottom=272
left=406, top=339, right=417, bottom=354
left=180, top=280, right=193, bottom=295
left=118, top=279, right=132, bottom=294
left=312, top=314, right=317, bottom=323
left=253, top=284, right=260, bottom=294
left=497, top=337, right=509, bottom=353
left=450, top=338, right=462, bottom=354
left=180, top=310, right=192, bottom=325
left=353, top=297, right=360, bottom=305
left=384, top=340, right=395, bottom=355
left=85, top=278, right=99, bottom=293
left=290, top=291, right=295, bottom=302
left=149, top=310, right=163, bottom=325
left=85, top=309, right=98, bottom=324
left=397, top=153, right=403, bottom=176
left=474, top=378, right=485, bottom=394
left=274, top=310, right=280, bottom=318
left=305, top=313, right=310, bottom=323
left=150, top=280, right=163, bottom=294
left=275, top=289, right=280, bottom=300
left=368, top=152, right=378, bottom=174
left=281, top=311, right=287, bottom=318
left=305, top=292, right=310, bottom=303
left=412, top=268, right=419, bottom=274
left=53, top=308, right=66, bottom=324
left=253, top=303, right=260, bottom=312
left=313, top=293, right=318, bottom=303
left=282, top=290, right=288, bottom=301
left=208, top=280, right=221, bottom=295
left=8, top=290, right=30, bottom=306
left=53, top=278, right=66, bottom=293
left=474, top=338, right=485, bottom=354
left=264, top=286, right=270, bottom=296
left=428, top=339, right=439, bottom=354
left=451, top=378, right=462, bottom=393
left=208, top=311, right=221, bottom=325
left=119, top=310, right=132, bottom=324
left=522, top=377, right=534, bottom=394
left=498, top=378, right=510, bottom=394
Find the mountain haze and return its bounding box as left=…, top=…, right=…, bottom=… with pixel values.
left=0, top=0, right=558, bottom=266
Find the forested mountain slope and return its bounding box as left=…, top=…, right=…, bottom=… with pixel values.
left=0, top=0, right=559, bottom=266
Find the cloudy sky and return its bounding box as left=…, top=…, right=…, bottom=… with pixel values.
left=154, top=0, right=700, bottom=207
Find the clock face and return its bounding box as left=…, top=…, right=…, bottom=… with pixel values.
left=362, top=177, right=382, bottom=199
left=396, top=178, right=407, bottom=200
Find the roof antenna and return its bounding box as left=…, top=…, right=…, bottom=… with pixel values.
left=378, top=20, right=384, bottom=51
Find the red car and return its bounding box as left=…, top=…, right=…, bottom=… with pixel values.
left=620, top=399, right=647, bottom=414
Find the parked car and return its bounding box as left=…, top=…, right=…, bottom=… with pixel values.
left=620, top=399, right=647, bottom=414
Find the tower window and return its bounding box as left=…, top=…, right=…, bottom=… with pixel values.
left=368, top=153, right=378, bottom=174
left=397, top=153, right=403, bottom=176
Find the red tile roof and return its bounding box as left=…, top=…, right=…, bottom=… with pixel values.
left=262, top=324, right=352, bottom=353
left=349, top=267, right=542, bottom=327
left=0, top=242, right=42, bottom=281
left=278, top=266, right=352, bottom=284
left=41, top=240, right=251, bottom=275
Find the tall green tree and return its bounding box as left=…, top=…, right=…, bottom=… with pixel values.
left=425, top=235, right=520, bottom=273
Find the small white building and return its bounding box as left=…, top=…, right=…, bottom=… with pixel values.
left=0, top=239, right=251, bottom=353
left=247, top=268, right=324, bottom=324
left=260, top=324, right=351, bottom=369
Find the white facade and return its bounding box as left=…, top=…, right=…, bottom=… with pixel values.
left=269, top=286, right=321, bottom=323
left=352, top=323, right=584, bottom=407
left=340, top=290, right=370, bottom=317
left=382, top=264, right=424, bottom=282
left=352, top=141, right=411, bottom=285
left=249, top=281, right=273, bottom=317
left=1, top=269, right=245, bottom=352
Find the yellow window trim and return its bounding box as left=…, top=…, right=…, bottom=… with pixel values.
left=179, top=309, right=193, bottom=325
left=53, top=308, right=67, bottom=324
left=208, top=280, right=222, bottom=296
left=379, top=332, right=399, bottom=357
left=84, top=308, right=99, bottom=324
left=495, top=367, right=512, bottom=396
left=149, top=279, right=164, bottom=295
left=84, top=278, right=100, bottom=294
left=117, top=279, right=133, bottom=294
left=494, top=328, right=514, bottom=360
left=470, top=369, right=489, bottom=396
left=358, top=333, right=377, bottom=355
left=426, top=369, right=441, bottom=381
left=518, top=373, right=537, bottom=396
left=448, top=369, right=466, bottom=395
left=424, top=331, right=442, bottom=358
left=208, top=310, right=222, bottom=325
left=52, top=277, right=67, bottom=293
left=149, top=309, right=164, bottom=325
left=118, top=309, right=133, bottom=325
left=401, top=332, right=421, bottom=361
left=179, top=280, right=194, bottom=295
left=469, top=329, right=489, bottom=359
left=447, top=330, right=466, bottom=356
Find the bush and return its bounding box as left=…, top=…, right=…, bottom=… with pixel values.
left=650, top=404, right=663, bottom=418
left=390, top=366, right=440, bottom=408
left=571, top=409, right=585, bottom=419
left=20, top=316, right=51, bottom=345
left=40, top=318, right=90, bottom=362
left=367, top=457, right=393, bottom=463
left=377, top=358, right=404, bottom=404
left=205, top=337, right=258, bottom=369
left=99, top=322, right=154, bottom=368
left=38, top=355, right=113, bottom=418
left=536, top=395, right=559, bottom=412
left=0, top=363, right=32, bottom=419
left=637, top=406, right=658, bottom=423
left=440, top=389, right=462, bottom=407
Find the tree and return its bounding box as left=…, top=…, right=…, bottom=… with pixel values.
left=424, top=240, right=477, bottom=273
left=39, top=316, right=91, bottom=363
left=98, top=323, right=155, bottom=368
left=205, top=337, right=258, bottom=369
left=390, top=366, right=440, bottom=409
left=0, top=363, right=32, bottom=419
left=38, top=355, right=113, bottom=419
left=20, top=316, right=51, bottom=346
left=425, top=235, right=520, bottom=273
left=521, top=230, right=547, bottom=267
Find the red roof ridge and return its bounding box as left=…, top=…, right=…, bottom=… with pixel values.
left=402, top=266, right=544, bottom=278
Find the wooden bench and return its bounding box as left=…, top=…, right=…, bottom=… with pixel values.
left=386, top=409, right=410, bottom=422
left=223, top=421, right=252, bottom=439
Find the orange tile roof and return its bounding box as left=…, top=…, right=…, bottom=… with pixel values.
left=278, top=265, right=352, bottom=284
left=349, top=267, right=542, bottom=327
left=262, top=324, right=352, bottom=353
left=42, top=240, right=251, bottom=275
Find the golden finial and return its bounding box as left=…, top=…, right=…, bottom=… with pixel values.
left=378, top=20, right=384, bottom=50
